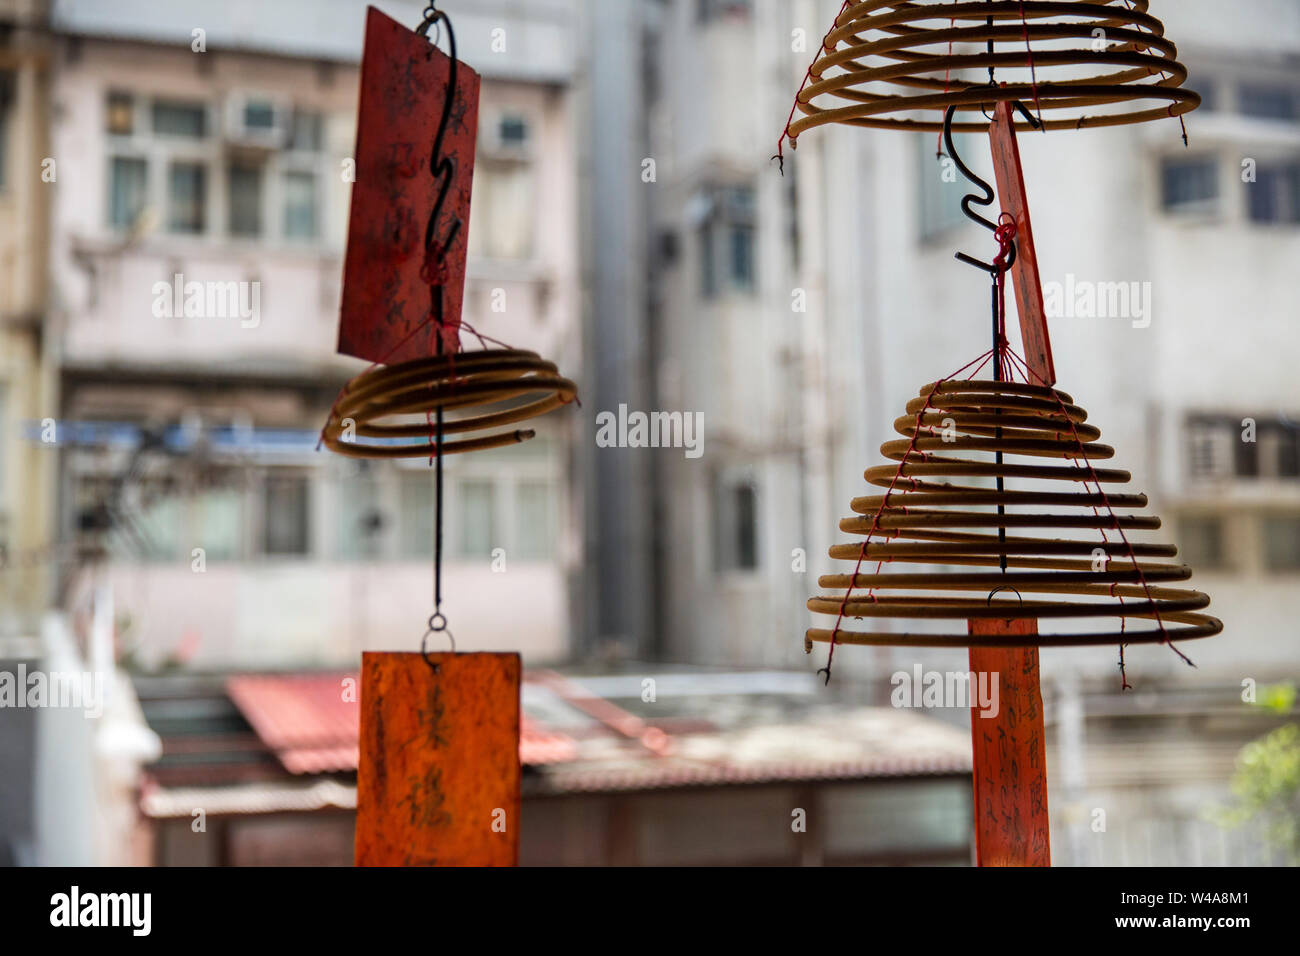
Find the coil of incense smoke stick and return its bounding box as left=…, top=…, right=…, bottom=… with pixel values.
left=806, top=378, right=1223, bottom=649
left=321, top=348, right=577, bottom=459
left=785, top=0, right=1199, bottom=137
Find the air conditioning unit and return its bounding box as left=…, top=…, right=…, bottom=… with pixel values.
left=224, top=94, right=290, bottom=150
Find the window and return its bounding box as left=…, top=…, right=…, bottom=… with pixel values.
left=1247, top=162, right=1300, bottom=225
left=1187, top=420, right=1227, bottom=479
left=167, top=162, right=207, bottom=234
left=1274, top=423, right=1300, bottom=478
left=1178, top=516, right=1227, bottom=570
left=109, top=156, right=148, bottom=231
left=699, top=184, right=756, bottom=298
left=1262, top=515, right=1300, bottom=571
left=337, top=467, right=384, bottom=560
left=1161, top=156, right=1218, bottom=215
left=195, top=488, right=244, bottom=562
left=785, top=170, right=800, bottom=270
left=698, top=0, right=751, bottom=22
left=469, top=158, right=533, bottom=259
left=398, top=470, right=435, bottom=558
left=1196, top=78, right=1217, bottom=113
left=0, top=71, right=12, bottom=189
left=228, top=161, right=264, bottom=237
left=152, top=100, right=207, bottom=137
left=515, top=480, right=555, bottom=561
left=458, top=480, right=496, bottom=558
left=289, top=110, right=323, bottom=152
left=1188, top=414, right=1300, bottom=481
left=917, top=133, right=971, bottom=240
left=0, top=386, right=7, bottom=505
left=715, top=479, right=758, bottom=572
left=262, top=473, right=309, bottom=556
left=1234, top=427, right=1259, bottom=477
left=498, top=114, right=528, bottom=148
left=106, top=91, right=134, bottom=135
left=1259, top=420, right=1300, bottom=478
left=242, top=99, right=277, bottom=132
left=1239, top=84, right=1297, bottom=122
left=133, top=495, right=184, bottom=560
left=283, top=170, right=318, bottom=239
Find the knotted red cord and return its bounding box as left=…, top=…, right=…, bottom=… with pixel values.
left=775, top=0, right=851, bottom=172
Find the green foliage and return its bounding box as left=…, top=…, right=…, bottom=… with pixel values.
left=1212, top=684, right=1299, bottom=864
left=1257, top=681, right=1298, bottom=715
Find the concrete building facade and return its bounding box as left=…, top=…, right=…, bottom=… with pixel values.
left=46, top=0, right=585, bottom=671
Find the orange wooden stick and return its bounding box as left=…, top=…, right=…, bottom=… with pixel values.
left=969, top=621, right=1051, bottom=867
left=355, top=651, right=520, bottom=866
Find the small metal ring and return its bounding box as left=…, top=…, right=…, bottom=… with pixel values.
left=986, top=585, right=1025, bottom=607
left=421, top=615, right=455, bottom=672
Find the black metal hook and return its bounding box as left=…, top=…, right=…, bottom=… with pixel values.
left=417, top=5, right=463, bottom=281
left=940, top=100, right=1040, bottom=276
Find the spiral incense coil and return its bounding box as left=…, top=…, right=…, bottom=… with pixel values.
left=788, top=0, right=1199, bottom=137
left=806, top=378, right=1222, bottom=650
left=322, top=348, right=577, bottom=459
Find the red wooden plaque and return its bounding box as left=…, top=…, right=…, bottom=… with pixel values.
left=989, top=100, right=1055, bottom=386
left=355, top=652, right=520, bottom=867
left=969, top=620, right=1051, bottom=867
left=338, top=6, right=480, bottom=363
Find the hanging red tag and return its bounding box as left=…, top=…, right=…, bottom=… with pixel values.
left=968, top=620, right=1051, bottom=867
left=338, top=6, right=480, bottom=363
left=355, top=652, right=520, bottom=866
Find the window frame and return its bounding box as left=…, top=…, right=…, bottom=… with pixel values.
left=102, top=91, right=330, bottom=247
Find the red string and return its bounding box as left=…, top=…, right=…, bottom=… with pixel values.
left=1017, top=0, right=1044, bottom=126
left=315, top=307, right=454, bottom=451
left=999, top=343, right=1191, bottom=672
left=1122, top=0, right=1189, bottom=146
left=993, top=214, right=1017, bottom=352
left=822, top=346, right=998, bottom=680
left=936, top=17, right=957, bottom=157
left=775, top=0, right=852, bottom=170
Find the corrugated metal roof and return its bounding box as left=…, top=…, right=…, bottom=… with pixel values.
left=537, top=754, right=972, bottom=795
left=141, top=779, right=357, bottom=818
left=224, top=673, right=578, bottom=773
left=226, top=674, right=360, bottom=774
left=142, top=670, right=973, bottom=809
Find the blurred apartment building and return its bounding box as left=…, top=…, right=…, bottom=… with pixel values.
left=589, top=0, right=1300, bottom=864
left=0, top=0, right=585, bottom=863
left=3, top=0, right=1295, bottom=866
left=0, top=0, right=987, bottom=867
left=0, top=0, right=57, bottom=867
left=46, top=0, right=584, bottom=671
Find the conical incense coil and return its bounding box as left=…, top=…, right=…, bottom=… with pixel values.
left=806, top=379, right=1222, bottom=649
left=788, top=0, right=1199, bottom=137
left=322, top=349, right=577, bottom=459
